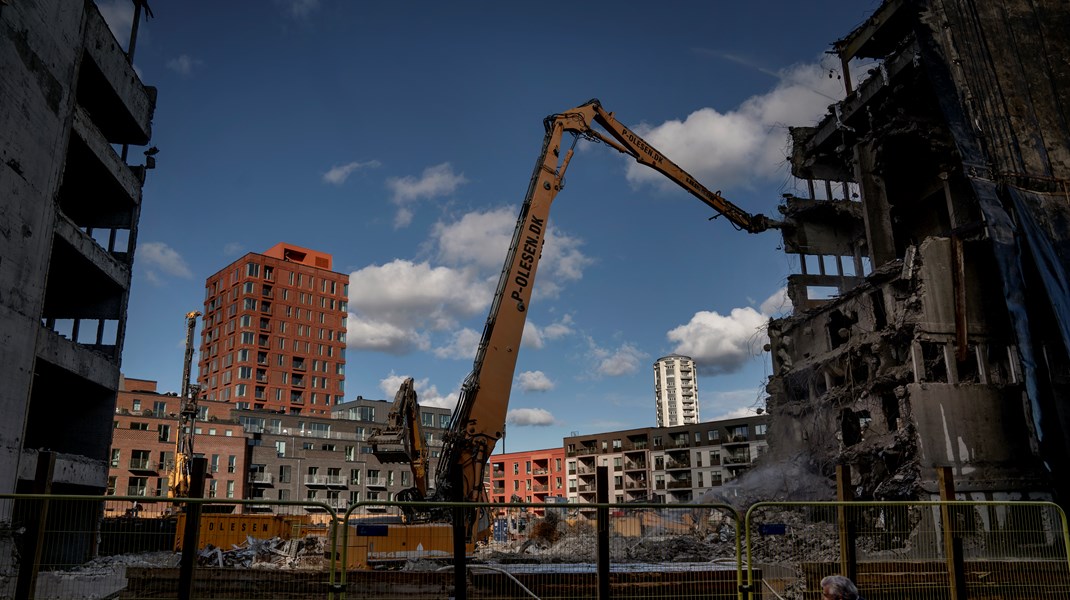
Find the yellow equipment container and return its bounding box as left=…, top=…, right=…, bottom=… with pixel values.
left=343, top=522, right=475, bottom=569
left=174, top=513, right=311, bottom=551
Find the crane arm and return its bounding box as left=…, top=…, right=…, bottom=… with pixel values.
left=554, top=99, right=779, bottom=233
left=359, top=99, right=778, bottom=521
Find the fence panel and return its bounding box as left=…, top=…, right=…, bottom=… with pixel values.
left=744, top=501, right=1070, bottom=600
left=0, top=495, right=340, bottom=600
left=339, top=500, right=743, bottom=599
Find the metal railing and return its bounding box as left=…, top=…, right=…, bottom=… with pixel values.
left=0, top=494, right=1065, bottom=600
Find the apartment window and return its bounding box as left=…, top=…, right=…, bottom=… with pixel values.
left=755, top=424, right=768, bottom=436
left=208, top=480, right=218, bottom=498
left=278, top=489, right=290, bottom=501
left=525, top=461, right=531, bottom=474
left=279, top=465, right=291, bottom=483
left=345, top=446, right=356, bottom=461
left=228, top=455, right=237, bottom=473
left=110, top=449, right=120, bottom=467
left=106, top=476, right=117, bottom=495
left=368, top=469, right=380, bottom=484
left=132, top=399, right=141, bottom=412
left=350, top=469, right=361, bottom=485
left=158, top=424, right=170, bottom=443
left=246, top=262, right=260, bottom=277
left=153, top=401, right=167, bottom=417
left=130, top=422, right=148, bottom=431
left=440, top=414, right=451, bottom=428
left=612, top=439, right=621, bottom=450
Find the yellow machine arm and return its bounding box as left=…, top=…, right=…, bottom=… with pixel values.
left=431, top=99, right=779, bottom=508
left=168, top=310, right=201, bottom=499
left=368, top=377, right=430, bottom=502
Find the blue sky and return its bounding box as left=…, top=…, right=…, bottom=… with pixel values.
left=99, top=0, right=877, bottom=453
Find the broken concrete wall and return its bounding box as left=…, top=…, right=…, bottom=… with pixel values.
left=765, top=0, right=1068, bottom=501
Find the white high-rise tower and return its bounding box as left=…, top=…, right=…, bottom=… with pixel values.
left=653, top=355, right=699, bottom=427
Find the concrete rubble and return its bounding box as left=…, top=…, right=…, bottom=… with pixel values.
left=197, top=535, right=326, bottom=569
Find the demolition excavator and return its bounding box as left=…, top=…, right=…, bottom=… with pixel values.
left=367, top=98, right=778, bottom=547
left=168, top=311, right=202, bottom=499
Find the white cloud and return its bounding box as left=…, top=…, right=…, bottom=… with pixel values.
left=517, top=370, right=554, bottom=392
left=625, top=61, right=844, bottom=192
left=345, top=316, right=429, bottom=355
left=431, top=207, right=592, bottom=300
left=665, top=288, right=788, bottom=375
left=433, top=327, right=481, bottom=360
left=223, top=242, right=245, bottom=257
left=759, top=287, right=792, bottom=317
left=345, top=259, right=490, bottom=355
left=166, top=55, right=202, bottom=76
left=703, top=387, right=766, bottom=420
left=588, top=339, right=646, bottom=377
left=323, top=160, right=381, bottom=185
left=280, top=0, right=320, bottom=18
left=386, top=163, right=467, bottom=228
left=666, top=307, right=767, bottom=375
left=507, top=408, right=555, bottom=426
left=138, top=242, right=193, bottom=284
left=379, top=373, right=457, bottom=410
left=96, top=0, right=133, bottom=44
left=522, top=315, right=575, bottom=349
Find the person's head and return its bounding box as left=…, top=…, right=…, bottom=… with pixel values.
left=820, top=575, right=859, bottom=600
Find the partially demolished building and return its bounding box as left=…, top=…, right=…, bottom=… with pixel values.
left=768, top=0, right=1070, bottom=502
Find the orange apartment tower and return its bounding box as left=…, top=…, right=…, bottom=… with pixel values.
left=198, top=243, right=350, bottom=416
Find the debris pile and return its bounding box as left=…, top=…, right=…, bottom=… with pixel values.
left=197, top=536, right=325, bottom=570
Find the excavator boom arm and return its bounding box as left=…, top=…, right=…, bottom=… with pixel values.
left=367, top=99, right=778, bottom=519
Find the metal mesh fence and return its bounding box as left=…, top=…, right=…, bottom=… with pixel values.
left=0, top=496, right=1066, bottom=599
left=745, top=501, right=1070, bottom=600
left=338, top=500, right=743, bottom=599
left=0, top=495, right=340, bottom=600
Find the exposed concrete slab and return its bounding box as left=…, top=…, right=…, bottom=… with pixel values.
left=35, top=327, right=119, bottom=390
left=80, top=1, right=154, bottom=144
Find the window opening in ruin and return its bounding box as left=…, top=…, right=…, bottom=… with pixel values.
left=840, top=409, right=866, bottom=447
left=870, top=291, right=888, bottom=329
left=919, top=341, right=949, bottom=383
left=807, top=286, right=840, bottom=301
left=955, top=344, right=981, bottom=383
left=881, top=393, right=901, bottom=430
left=827, top=310, right=858, bottom=350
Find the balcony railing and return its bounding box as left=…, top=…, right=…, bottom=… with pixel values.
left=129, top=459, right=156, bottom=471
left=126, top=486, right=149, bottom=496
left=723, top=453, right=751, bottom=465
left=665, top=460, right=691, bottom=470
left=249, top=472, right=274, bottom=484
left=666, top=480, right=692, bottom=489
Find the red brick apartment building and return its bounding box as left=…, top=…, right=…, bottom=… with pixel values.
left=198, top=243, right=350, bottom=416
left=488, top=447, right=567, bottom=516
left=108, top=377, right=247, bottom=514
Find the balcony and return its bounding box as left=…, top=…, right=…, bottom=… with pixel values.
left=533, top=468, right=549, bottom=476
left=724, top=434, right=750, bottom=444
left=665, top=460, right=691, bottom=470
left=125, top=486, right=149, bottom=496
left=624, top=481, right=647, bottom=490
left=666, top=480, right=692, bottom=490
left=128, top=459, right=157, bottom=472
left=577, top=484, right=595, bottom=493
left=723, top=452, right=752, bottom=465
left=324, top=476, right=347, bottom=488
left=304, top=475, right=328, bottom=487
left=491, top=469, right=505, bottom=479
left=366, top=477, right=386, bottom=488
left=532, top=484, right=548, bottom=492
left=249, top=472, right=274, bottom=485
left=625, top=461, right=646, bottom=471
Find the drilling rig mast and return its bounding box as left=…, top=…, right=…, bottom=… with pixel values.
left=168, top=311, right=201, bottom=498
